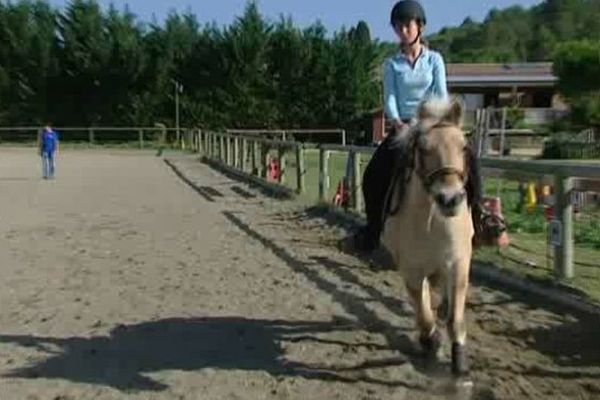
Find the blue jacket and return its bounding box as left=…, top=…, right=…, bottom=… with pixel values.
left=383, top=48, right=448, bottom=121
left=41, top=130, right=59, bottom=154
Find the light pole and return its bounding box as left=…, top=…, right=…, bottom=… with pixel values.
left=171, top=79, right=183, bottom=144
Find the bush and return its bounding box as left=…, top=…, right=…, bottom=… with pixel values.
left=542, top=133, right=600, bottom=159
left=506, top=106, right=525, bottom=129
left=570, top=92, right=600, bottom=128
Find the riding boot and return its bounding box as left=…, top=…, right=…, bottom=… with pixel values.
left=466, top=147, right=507, bottom=246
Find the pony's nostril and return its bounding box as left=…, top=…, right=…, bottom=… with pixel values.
left=450, top=192, right=465, bottom=207
left=435, top=194, right=446, bottom=205
left=436, top=191, right=465, bottom=209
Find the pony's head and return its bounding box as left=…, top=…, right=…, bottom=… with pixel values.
left=410, top=97, right=470, bottom=217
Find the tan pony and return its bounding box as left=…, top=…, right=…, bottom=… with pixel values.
left=380, top=97, right=474, bottom=377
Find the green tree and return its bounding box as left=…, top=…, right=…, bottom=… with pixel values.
left=55, top=0, right=111, bottom=125
left=219, top=2, right=277, bottom=128
left=553, top=40, right=600, bottom=126
left=428, top=0, right=600, bottom=62
left=0, top=1, right=58, bottom=124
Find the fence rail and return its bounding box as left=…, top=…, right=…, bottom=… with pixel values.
left=0, top=126, right=200, bottom=149
left=225, top=128, right=347, bottom=145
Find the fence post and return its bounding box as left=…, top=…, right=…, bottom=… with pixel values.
left=199, top=130, right=202, bottom=153
left=223, top=136, right=228, bottom=164
left=252, top=141, right=259, bottom=176
left=206, top=132, right=210, bottom=157
left=138, top=129, right=144, bottom=149
left=233, top=137, right=242, bottom=168
left=553, top=174, right=574, bottom=280
left=278, top=146, right=287, bottom=185
left=319, top=148, right=330, bottom=202
left=499, top=107, right=507, bottom=156
left=89, top=128, right=95, bottom=145
left=483, top=109, right=491, bottom=156
left=352, top=151, right=362, bottom=212
left=260, top=144, right=269, bottom=179
left=220, top=135, right=225, bottom=161
left=241, top=138, right=248, bottom=173
left=207, top=132, right=212, bottom=157
left=216, top=134, right=220, bottom=159
left=207, top=131, right=212, bottom=157
left=295, top=145, right=305, bottom=194
left=225, top=137, right=231, bottom=165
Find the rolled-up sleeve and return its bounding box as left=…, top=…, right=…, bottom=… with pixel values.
left=431, top=53, right=448, bottom=100
left=383, top=60, right=400, bottom=121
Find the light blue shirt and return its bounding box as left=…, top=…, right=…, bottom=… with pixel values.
left=383, top=48, right=448, bottom=121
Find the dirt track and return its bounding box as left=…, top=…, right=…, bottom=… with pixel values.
left=0, top=148, right=598, bottom=400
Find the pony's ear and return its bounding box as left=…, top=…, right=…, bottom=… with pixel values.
left=443, top=96, right=464, bottom=128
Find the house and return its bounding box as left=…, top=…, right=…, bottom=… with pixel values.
left=371, top=62, right=566, bottom=143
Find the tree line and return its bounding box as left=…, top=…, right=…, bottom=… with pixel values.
left=0, top=1, right=381, bottom=129
left=0, top=0, right=598, bottom=130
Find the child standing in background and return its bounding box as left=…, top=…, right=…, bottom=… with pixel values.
left=39, top=125, right=59, bottom=179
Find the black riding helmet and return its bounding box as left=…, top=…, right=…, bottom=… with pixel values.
left=390, top=0, right=427, bottom=26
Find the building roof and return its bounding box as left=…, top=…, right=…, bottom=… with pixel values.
left=446, top=62, right=557, bottom=88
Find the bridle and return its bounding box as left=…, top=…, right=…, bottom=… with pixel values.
left=385, top=121, right=470, bottom=218
left=409, top=122, right=469, bottom=191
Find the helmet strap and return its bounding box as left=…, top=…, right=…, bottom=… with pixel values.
left=400, top=24, right=423, bottom=52
left=400, top=31, right=421, bottom=53
left=408, top=31, right=421, bottom=46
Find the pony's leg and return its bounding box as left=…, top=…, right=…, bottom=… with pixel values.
left=406, top=278, right=441, bottom=358
left=447, top=259, right=471, bottom=376
left=427, top=271, right=448, bottom=321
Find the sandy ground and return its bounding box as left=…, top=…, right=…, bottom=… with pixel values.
left=0, top=148, right=598, bottom=400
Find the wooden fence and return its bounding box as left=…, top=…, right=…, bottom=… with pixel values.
left=193, top=130, right=600, bottom=282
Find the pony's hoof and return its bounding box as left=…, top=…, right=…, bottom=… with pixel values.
left=419, top=329, right=442, bottom=359
left=451, top=342, right=470, bottom=377
left=338, top=230, right=378, bottom=258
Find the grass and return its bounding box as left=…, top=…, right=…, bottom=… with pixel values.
left=282, top=148, right=372, bottom=203
left=482, top=178, right=600, bottom=249
left=475, top=234, right=600, bottom=302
